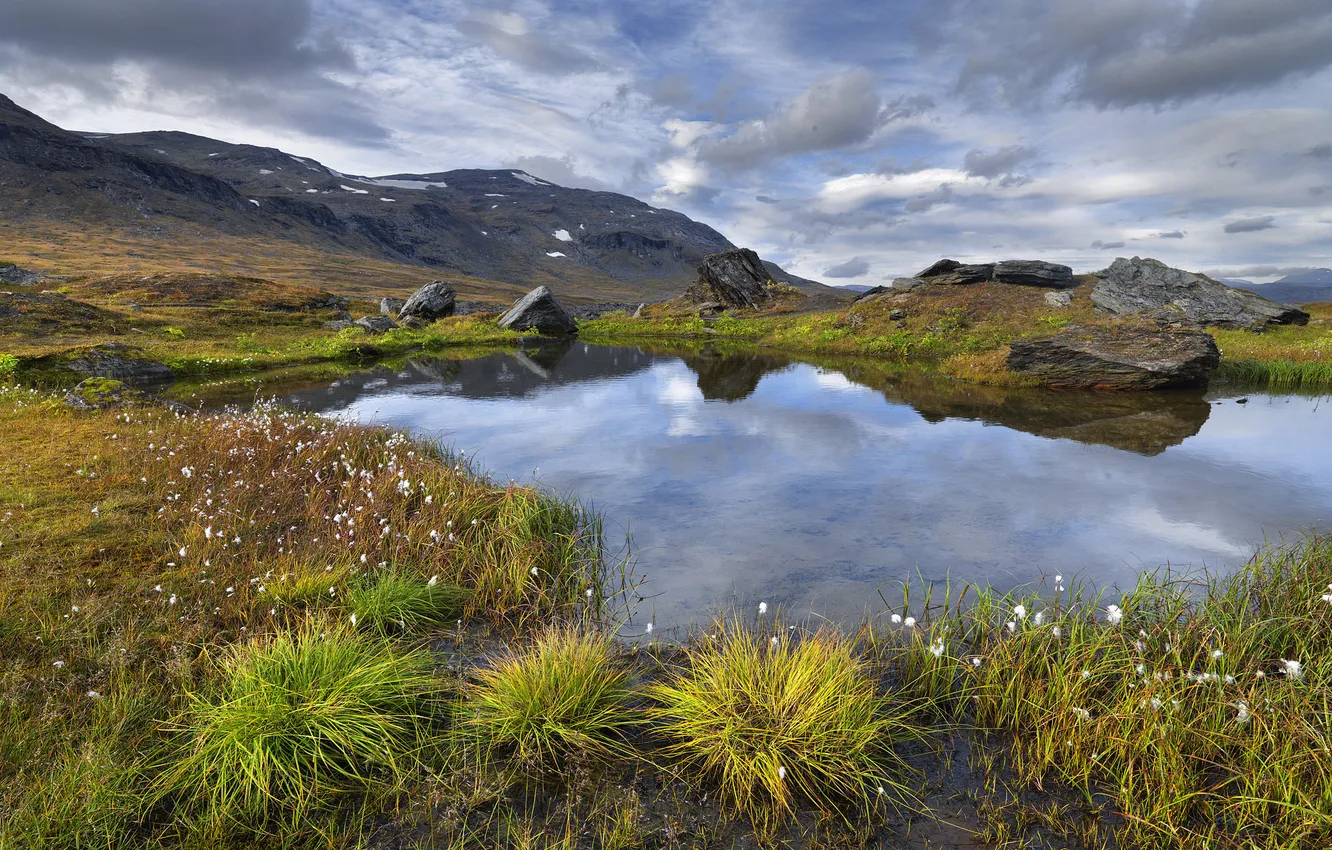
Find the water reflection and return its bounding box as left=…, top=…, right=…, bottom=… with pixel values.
left=250, top=342, right=1330, bottom=629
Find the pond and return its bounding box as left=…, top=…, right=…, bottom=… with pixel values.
left=232, top=340, right=1332, bottom=631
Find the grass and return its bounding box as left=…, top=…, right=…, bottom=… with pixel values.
left=648, top=618, right=916, bottom=832
left=462, top=627, right=635, bottom=777
left=348, top=570, right=469, bottom=636
left=159, top=618, right=442, bottom=837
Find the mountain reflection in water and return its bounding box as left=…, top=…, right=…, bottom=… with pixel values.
left=249, top=341, right=1329, bottom=628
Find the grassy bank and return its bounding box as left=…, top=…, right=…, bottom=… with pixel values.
left=582, top=290, right=1332, bottom=390
left=2, top=384, right=1329, bottom=848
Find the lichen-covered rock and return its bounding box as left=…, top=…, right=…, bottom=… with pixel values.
left=398, top=281, right=457, bottom=323
left=63, top=378, right=134, bottom=410
left=1092, top=257, right=1309, bottom=330
left=1045, top=290, right=1073, bottom=308
left=684, top=249, right=773, bottom=309
left=379, top=296, right=406, bottom=316
left=65, top=344, right=173, bottom=385
left=994, top=260, right=1074, bottom=288
left=915, top=259, right=994, bottom=285
left=322, top=320, right=355, bottom=331
left=498, top=286, right=576, bottom=334
left=355, top=315, right=398, bottom=333
left=1007, top=325, right=1221, bottom=390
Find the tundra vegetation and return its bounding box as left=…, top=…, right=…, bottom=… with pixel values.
left=1, top=380, right=1329, bottom=849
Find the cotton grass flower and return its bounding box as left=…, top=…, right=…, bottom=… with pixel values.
left=1105, top=604, right=1123, bottom=625
left=1013, top=604, right=1027, bottom=620
left=1280, top=659, right=1303, bottom=680
left=903, top=616, right=916, bottom=628
left=758, top=601, right=767, bottom=616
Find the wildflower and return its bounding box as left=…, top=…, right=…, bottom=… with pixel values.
left=1105, top=604, right=1123, bottom=625
left=777, top=766, right=786, bottom=780
left=971, top=657, right=983, bottom=667
left=1081, top=669, right=1091, bottom=679
left=770, top=636, right=779, bottom=647
left=586, top=588, right=593, bottom=599
left=87, top=691, right=102, bottom=699
left=644, top=623, right=653, bottom=635
left=1212, top=649, right=1224, bottom=659
left=1006, top=621, right=1016, bottom=634
left=349, top=613, right=357, bottom=626
left=1072, top=707, right=1091, bottom=721
left=428, top=575, right=439, bottom=586
left=1233, top=700, right=1251, bottom=723
left=52, top=660, right=65, bottom=668
left=758, top=601, right=768, bottom=616
left=890, top=614, right=902, bottom=625
left=1280, top=659, right=1303, bottom=680
left=530, top=567, right=539, bottom=577
left=1014, top=604, right=1027, bottom=620
left=1052, top=626, right=1062, bottom=638
left=929, top=639, right=945, bottom=658
left=904, top=616, right=917, bottom=628
left=179, top=546, right=187, bottom=558
left=1033, top=610, right=1045, bottom=626
left=70, top=606, right=79, bottom=613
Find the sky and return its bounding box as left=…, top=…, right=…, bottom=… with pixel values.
left=1, top=0, right=1331, bottom=284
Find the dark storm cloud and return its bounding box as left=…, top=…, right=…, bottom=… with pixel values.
left=963, top=145, right=1038, bottom=178
left=1224, top=215, right=1278, bottom=233
left=455, top=11, right=600, bottom=76
left=1091, top=240, right=1126, bottom=249
left=933, top=0, right=1332, bottom=108
left=0, top=0, right=388, bottom=143
left=823, top=257, right=871, bottom=278
left=696, top=69, right=929, bottom=171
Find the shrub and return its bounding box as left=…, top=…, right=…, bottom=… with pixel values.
left=159, top=619, right=440, bottom=832
left=648, top=621, right=914, bottom=830
left=0, top=354, right=18, bottom=375
left=462, top=627, right=634, bottom=776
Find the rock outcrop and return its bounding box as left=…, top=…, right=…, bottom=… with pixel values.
left=498, top=286, right=576, bottom=335
left=64, top=344, right=174, bottom=385
left=1091, top=257, right=1309, bottom=329
left=911, top=258, right=1075, bottom=288
left=397, top=281, right=457, bottom=324
left=1007, top=326, right=1221, bottom=390
left=684, top=248, right=773, bottom=309
left=379, top=296, right=405, bottom=316
left=355, top=315, right=398, bottom=333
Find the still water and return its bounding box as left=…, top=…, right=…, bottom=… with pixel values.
left=265, top=340, right=1331, bottom=630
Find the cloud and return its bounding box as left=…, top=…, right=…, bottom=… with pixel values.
left=647, top=73, right=694, bottom=108
left=0, top=0, right=388, bottom=143
left=1091, top=240, right=1126, bottom=249
left=904, top=183, right=954, bottom=212
left=823, top=257, right=871, bottom=278
left=1206, top=265, right=1320, bottom=278
left=696, top=69, right=919, bottom=171
left=1156, top=230, right=1187, bottom=239
left=504, top=155, right=610, bottom=191
left=1307, top=143, right=1332, bottom=159
left=1224, top=215, right=1277, bottom=233
left=936, top=0, right=1332, bottom=108
left=963, top=145, right=1038, bottom=178
left=755, top=194, right=780, bottom=204
left=455, top=10, right=600, bottom=76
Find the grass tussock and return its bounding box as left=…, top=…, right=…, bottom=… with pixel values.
left=159, top=618, right=441, bottom=835
left=463, top=627, right=635, bottom=776
left=649, top=619, right=915, bottom=831
left=347, top=569, right=468, bottom=636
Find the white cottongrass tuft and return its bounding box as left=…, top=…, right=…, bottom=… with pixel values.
left=1014, top=604, right=1027, bottom=620
left=758, top=601, right=767, bottom=616
left=1280, top=659, right=1303, bottom=680
left=904, top=616, right=916, bottom=628
left=777, top=765, right=786, bottom=780
left=1105, top=604, right=1123, bottom=625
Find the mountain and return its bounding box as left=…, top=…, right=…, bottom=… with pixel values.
left=835, top=284, right=876, bottom=293
left=0, top=93, right=841, bottom=304
left=1233, top=269, right=1332, bottom=305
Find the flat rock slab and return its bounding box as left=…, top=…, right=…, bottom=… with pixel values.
left=685, top=248, right=773, bottom=309
left=993, top=260, right=1074, bottom=288
left=1007, top=325, right=1221, bottom=390
left=355, top=315, right=398, bottom=333
left=1092, top=257, right=1309, bottom=329
left=65, top=344, right=174, bottom=385
left=398, top=281, right=457, bottom=323
left=498, top=285, right=576, bottom=335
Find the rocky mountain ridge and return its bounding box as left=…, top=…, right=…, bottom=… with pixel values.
left=0, top=93, right=836, bottom=303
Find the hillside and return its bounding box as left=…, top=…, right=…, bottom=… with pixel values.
left=0, top=93, right=840, bottom=305
left=1234, top=269, right=1332, bottom=304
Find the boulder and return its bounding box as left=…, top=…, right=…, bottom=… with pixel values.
left=355, top=315, right=398, bottom=333
left=498, top=286, right=576, bottom=335
left=684, top=248, right=773, bottom=309
left=994, top=260, right=1074, bottom=288
left=398, top=280, right=457, bottom=323
left=916, top=259, right=994, bottom=285
left=65, top=344, right=174, bottom=385
left=1007, top=325, right=1220, bottom=390
left=1045, top=290, right=1073, bottom=308
left=1092, top=257, right=1309, bottom=330
left=379, top=296, right=406, bottom=316
left=63, top=378, right=135, bottom=410
left=891, top=277, right=927, bottom=292
left=0, top=263, right=43, bottom=286
left=322, top=320, right=355, bottom=331
left=852, top=285, right=890, bottom=302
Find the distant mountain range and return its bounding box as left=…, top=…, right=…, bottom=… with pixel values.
left=0, top=93, right=838, bottom=303
left=1228, top=270, right=1332, bottom=304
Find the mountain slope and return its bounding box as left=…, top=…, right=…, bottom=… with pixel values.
left=1234, top=270, right=1332, bottom=305
left=1, top=93, right=840, bottom=304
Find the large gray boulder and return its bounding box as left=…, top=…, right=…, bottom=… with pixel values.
left=1007, top=325, right=1220, bottom=390
left=916, top=259, right=994, bottom=285
left=1092, top=257, right=1309, bottom=330
left=379, top=296, right=406, bottom=316
left=398, top=281, right=457, bottom=324
left=498, top=286, right=576, bottom=335
left=65, top=344, right=174, bottom=385
left=994, top=260, right=1074, bottom=288
left=684, top=248, right=773, bottom=309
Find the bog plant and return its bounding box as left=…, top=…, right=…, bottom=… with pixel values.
left=158, top=618, right=441, bottom=833
left=649, top=620, right=915, bottom=831
left=347, top=569, right=467, bottom=635
left=462, top=627, right=635, bottom=776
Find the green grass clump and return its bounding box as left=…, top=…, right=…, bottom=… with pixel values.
left=159, top=619, right=441, bottom=835
left=348, top=569, right=468, bottom=635
left=1216, top=356, right=1332, bottom=390
left=648, top=620, right=914, bottom=831
left=462, top=627, right=634, bottom=776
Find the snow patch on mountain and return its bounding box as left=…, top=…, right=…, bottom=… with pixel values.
left=553, top=229, right=572, bottom=242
